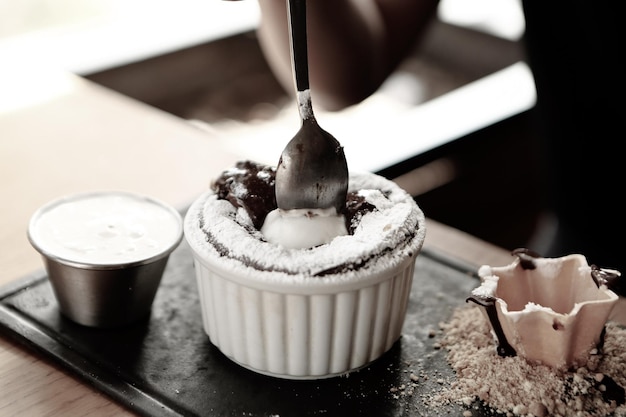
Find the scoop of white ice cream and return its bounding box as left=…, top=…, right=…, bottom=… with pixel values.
left=261, top=207, right=347, bottom=249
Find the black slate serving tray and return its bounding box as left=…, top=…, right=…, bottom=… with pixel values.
left=0, top=238, right=488, bottom=417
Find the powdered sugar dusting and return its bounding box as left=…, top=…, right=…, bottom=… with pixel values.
left=471, top=275, right=499, bottom=298
left=184, top=172, right=425, bottom=281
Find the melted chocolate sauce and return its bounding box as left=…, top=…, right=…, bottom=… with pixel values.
left=213, top=160, right=277, bottom=230
left=511, top=247, right=541, bottom=270
left=465, top=248, right=540, bottom=358
left=212, top=160, right=374, bottom=233
left=466, top=294, right=516, bottom=357
left=596, top=373, right=626, bottom=406
left=591, top=264, right=624, bottom=297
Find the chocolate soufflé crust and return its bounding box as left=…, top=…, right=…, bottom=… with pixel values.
left=187, top=160, right=424, bottom=278
left=212, top=160, right=375, bottom=233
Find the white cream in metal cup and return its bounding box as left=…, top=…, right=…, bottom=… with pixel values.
left=28, top=191, right=183, bottom=328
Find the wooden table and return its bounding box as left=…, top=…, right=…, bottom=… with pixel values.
left=0, top=61, right=510, bottom=416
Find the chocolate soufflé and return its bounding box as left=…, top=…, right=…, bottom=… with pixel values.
left=184, top=160, right=426, bottom=379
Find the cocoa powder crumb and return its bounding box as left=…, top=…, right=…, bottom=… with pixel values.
left=432, top=305, right=626, bottom=416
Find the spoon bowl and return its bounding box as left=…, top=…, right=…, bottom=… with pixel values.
left=275, top=0, right=348, bottom=213
left=276, top=105, right=348, bottom=212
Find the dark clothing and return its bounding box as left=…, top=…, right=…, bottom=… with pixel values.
left=522, top=1, right=625, bottom=271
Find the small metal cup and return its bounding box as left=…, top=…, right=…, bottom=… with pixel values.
left=28, top=191, right=183, bottom=328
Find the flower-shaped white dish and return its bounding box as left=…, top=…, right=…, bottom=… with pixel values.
left=469, top=249, right=620, bottom=369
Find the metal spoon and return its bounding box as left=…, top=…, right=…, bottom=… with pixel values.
left=275, top=0, right=349, bottom=213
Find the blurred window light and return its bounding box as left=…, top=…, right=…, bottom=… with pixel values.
left=1, top=0, right=525, bottom=75
left=438, top=0, right=525, bottom=41
left=0, top=0, right=260, bottom=74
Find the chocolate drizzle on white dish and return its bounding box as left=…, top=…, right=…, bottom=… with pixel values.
left=467, top=248, right=625, bottom=405
left=467, top=248, right=624, bottom=359
left=185, top=160, right=425, bottom=278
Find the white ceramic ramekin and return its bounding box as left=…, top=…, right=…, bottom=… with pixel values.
left=184, top=172, right=425, bottom=379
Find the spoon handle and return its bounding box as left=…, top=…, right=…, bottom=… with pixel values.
left=287, top=0, right=309, bottom=93
left=288, top=0, right=316, bottom=122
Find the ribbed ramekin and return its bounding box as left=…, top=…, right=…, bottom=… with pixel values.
left=190, top=250, right=417, bottom=379
left=184, top=172, right=425, bottom=379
